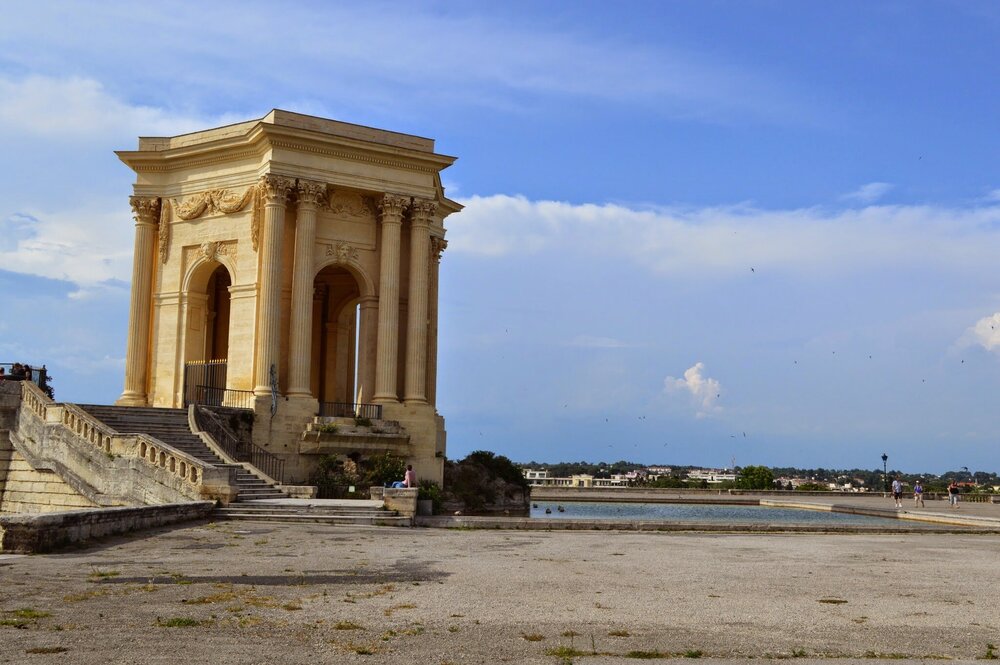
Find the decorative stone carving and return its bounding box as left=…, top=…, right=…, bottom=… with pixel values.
left=328, top=190, right=376, bottom=220
left=172, top=186, right=257, bottom=221
left=129, top=196, right=160, bottom=226
left=431, top=236, right=448, bottom=262
left=259, top=175, right=294, bottom=203
left=324, top=241, right=359, bottom=264
left=182, top=240, right=236, bottom=273
left=158, top=199, right=172, bottom=264
left=411, top=199, right=437, bottom=225
left=378, top=193, right=408, bottom=221
left=297, top=180, right=327, bottom=207
left=250, top=175, right=295, bottom=252
left=250, top=176, right=293, bottom=253
left=199, top=241, right=219, bottom=261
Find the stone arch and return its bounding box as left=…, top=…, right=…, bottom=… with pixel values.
left=180, top=257, right=235, bottom=405
left=312, top=256, right=374, bottom=299
left=311, top=263, right=368, bottom=403
left=182, top=253, right=236, bottom=295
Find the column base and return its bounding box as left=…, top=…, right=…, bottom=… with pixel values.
left=115, top=391, right=147, bottom=407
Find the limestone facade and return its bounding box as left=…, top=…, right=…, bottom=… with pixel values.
left=115, top=111, right=460, bottom=484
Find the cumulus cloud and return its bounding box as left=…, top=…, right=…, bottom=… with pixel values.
left=0, top=202, right=133, bottom=286
left=449, top=194, right=1000, bottom=278
left=841, top=182, right=893, bottom=204
left=664, top=362, right=721, bottom=418
left=0, top=213, right=39, bottom=251
left=0, top=75, right=241, bottom=142
left=962, top=312, right=1000, bottom=353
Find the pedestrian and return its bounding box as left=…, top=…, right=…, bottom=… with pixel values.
left=891, top=476, right=903, bottom=509
left=948, top=481, right=960, bottom=508
left=913, top=480, right=924, bottom=508
left=403, top=464, right=417, bottom=488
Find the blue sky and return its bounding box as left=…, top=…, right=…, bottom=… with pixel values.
left=2, top=1, right=999, bottom=473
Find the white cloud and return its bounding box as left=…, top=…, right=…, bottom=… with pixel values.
left=449, top=194, right=1000, bottom=278
left=962, top=312, right=1000, bottom=353
left=0, top=201, right=133, bottom=286
left=841, top=182, right=893, bottom=204
left=0, top=213, right=39, bottom=251
left=664, top=362, right=721, bottom=418
left=0, top=5, right=812, bottom=125
left=986, top=189, right=1000, bottom=203
left=0, top=75, right=241, bottom=142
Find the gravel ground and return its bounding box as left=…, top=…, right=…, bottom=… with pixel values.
left=1, top=520, right=998, bottom=664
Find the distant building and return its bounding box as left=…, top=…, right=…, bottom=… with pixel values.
left=687, top=468, right=736, bottom=484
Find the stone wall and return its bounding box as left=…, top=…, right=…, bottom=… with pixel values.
left=2, top=382, right=236, bottom=514
left=0, top=434, right=95, bottom=513
left=0, top=501, right=215, bottom=553
left=0, top=383, right=93, bottom=513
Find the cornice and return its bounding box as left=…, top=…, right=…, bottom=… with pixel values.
left=117, top=119, right=457, bottom=177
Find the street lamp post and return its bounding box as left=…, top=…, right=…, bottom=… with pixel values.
left=881, top=453, right=889, bottom=494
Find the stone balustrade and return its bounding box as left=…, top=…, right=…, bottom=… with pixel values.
left=18, top=382, right=234, bottom=504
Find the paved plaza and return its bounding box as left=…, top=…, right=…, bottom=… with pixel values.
left=2, top=510, right=999, bottom=664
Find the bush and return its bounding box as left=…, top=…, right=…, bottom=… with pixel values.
left=442, top=450, right=530, bottom=512
left=360, top=452, right=406, bottom=488
left=418, top=480, right=443, bottom=514
left=464, top=450, right=529, bottom=490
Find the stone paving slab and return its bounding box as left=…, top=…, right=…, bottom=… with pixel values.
left=1, top=519, right=999, bottom=663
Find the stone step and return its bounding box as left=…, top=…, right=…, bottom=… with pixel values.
left=75, top=403, right=288, bottom=501
left=213, top=509, right=410, bottom=526
left=221, top=503, right=389, bottom=515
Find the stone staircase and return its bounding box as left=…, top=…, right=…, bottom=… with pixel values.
left=213, top=500, right=410, bottom=526
left=77, top=405, right=285, bottom=501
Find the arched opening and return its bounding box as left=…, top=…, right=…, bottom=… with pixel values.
left=205, top=265, right=231, bottom=361
left=182, top=261, right=233, bottom=406
left=312, top=265, right=361, bottom=405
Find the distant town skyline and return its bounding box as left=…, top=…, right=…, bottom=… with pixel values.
left=1, top=2, right=999, bottom=473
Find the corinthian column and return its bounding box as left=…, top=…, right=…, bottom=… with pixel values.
left=404, top=200, right=435, bottom=404
left=253, top=175, right=293, bottom=395
left=287, top=180, right=325, bottom=397
left=427, top=236, right=447, bottom=406
left=117, top=196, right=160, bottom=406
left=373, top=194, right=407, bottom=403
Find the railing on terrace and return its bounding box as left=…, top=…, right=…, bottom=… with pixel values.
left=194, top=406, right=285, bottom=484
left=319, top=401, right=383, bottom=420
left=193, top=385, right=255, bottom=410
left=1, top=362, right=48, bottom=388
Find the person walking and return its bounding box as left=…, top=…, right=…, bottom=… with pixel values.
left=891, top=477, right=903, bottom=509
left=913, top=480, right=924, bottom=508
left=948, top=481, right=960, bottom=508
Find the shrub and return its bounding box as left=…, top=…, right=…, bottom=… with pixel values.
left=362, top=452, right=406, bottom=488
left=418, top=480, right=443, bottom=514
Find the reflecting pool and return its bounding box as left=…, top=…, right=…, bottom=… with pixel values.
left=529, top=500, right=922, bottom=526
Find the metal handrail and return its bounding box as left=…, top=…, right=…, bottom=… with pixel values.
left=194, top=406, right=285, bottom=484
left=193, top=385, right=255, bottom=410
left=319, top=401, right=383, bottom=419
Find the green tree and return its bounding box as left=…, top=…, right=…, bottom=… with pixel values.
left=361, top=452, right=406, bottom=488
left=736, top=465, right=774, bottom=490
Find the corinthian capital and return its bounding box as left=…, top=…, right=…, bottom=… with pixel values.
left=410, top=198, right=437, bottom=227
left=431, top=236, right=448, bottom=263
left=259, top=175, right=294, bottom=204
left=296, top=179, right=327, bottom=208
left=378, top=193, right=408, bottom=222
left=129, top=196, right=161, bottom=226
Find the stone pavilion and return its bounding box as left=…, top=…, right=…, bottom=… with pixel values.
left=114, top=110, right=460, bottom=484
